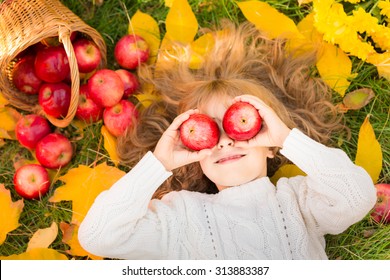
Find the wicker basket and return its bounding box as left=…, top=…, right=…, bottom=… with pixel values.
left=0, top=0, right=107, bottom=127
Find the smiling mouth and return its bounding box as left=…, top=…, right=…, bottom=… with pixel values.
left=215, top=154, right=246, bottom=164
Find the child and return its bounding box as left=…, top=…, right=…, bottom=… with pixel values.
left=78, top=20, right=376, bottom=259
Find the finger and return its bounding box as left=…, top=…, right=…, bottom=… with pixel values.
left=233, top=95, right=271, bottom=112
left=168, top=109, right=199, bottom=132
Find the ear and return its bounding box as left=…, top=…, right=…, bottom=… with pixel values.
left=266, top=147, right=276, bottom=159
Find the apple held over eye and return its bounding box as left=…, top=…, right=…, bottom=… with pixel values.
left=35, top=133, right=73, bottom=169
left=12, top=55, right=42, bottom=94
left=180, top=114, right=220, bottom=151
left=115, top=69, right=140, bottom=98
left=76, top=84, right=103, bottom=123
left=39, top=82, right=71, bottom=118
left=371, top=183, right=390, bottom=224
left=34, top=45, right=70, bottom=83
left=15, top=114, right=52, bottom=150
left=73, top=38, right=102, bottom=73
left=114, top=34, right=150, bottom=70
left=103, top=99, right=138, bottom=137
left=222, top=101, right=262, bottom=141
left=13, top=164, right=50, bottom=200
left=88, top=69, right=124, bottom=108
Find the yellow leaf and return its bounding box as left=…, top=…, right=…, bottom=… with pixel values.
left=367, top=53, right=390, bottom=81
left=70, top=119, right=87, bottom=140
left=189, top=32, right=215, bottom=69
left=287, top=13, right=322, bottom=55
left=49, top=162, right=125, bottom=225
left=270, top=164, right=306, bottom=185
left=237, top=1, right=303, bottom=39
left=101, top=125, right=120, bottom=166
left=316, top=43, right=355, bottom=96
left=0, top=92, right=9, bottom=107
left=26, top=222, right=58, bottom=251
left=342, top=88, right=375, bottom=111
left=0, top=184, right=24, bottom=245
left=134, top=84, right=160, bottom=109
left=298, top=0, right=313, bottom=4
left=129, top=10, right=161, bottom=64
left=355, top=115, right=383, bottom=184
left=165, top=0, right=174, bottom=7
left=0, top=128, right=14, bottom=140
left=0, top=106, right=22, bottom=139
left=0, top=248, right=68, bottom=260
left=165, top=0, right=198, bottom=44
left=155, top=35, right=182, bottom=68
left=60, top=222, right=102, bottom=259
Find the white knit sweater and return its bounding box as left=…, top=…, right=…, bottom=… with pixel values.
left=78, top=129, right=377, bottom=259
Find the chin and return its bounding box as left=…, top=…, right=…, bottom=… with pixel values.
left=213, top=176, right=257, bottom=191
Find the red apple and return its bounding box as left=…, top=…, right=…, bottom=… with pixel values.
left=13, top=164, right=50, bottom=200
left=222, top=101, right=262, bottom=141
left=114, top=34, right=150, bottom=70
left=70, top=32, right=78, bottom=42
left=371, top=183, right=390, bottom=224
left=103, top=99, right=138, bottom=137
left=12, top=55, right=42, bottom=94
left=35, top=133, right=73, bottom=169
left=73, top=38, right=102, bottom=73
left=88, top=69, right=124, bottom=107
left=180, top=114, right=220, bottom=151
left=15, top=114, right=52, bottom=150
left=34, top=45, right=70, bottom=83
left=115, top=69, right=140, bottom=98
left=38, top=82, right=71, bottom=118
left=76, top=84, right=103, bottom=123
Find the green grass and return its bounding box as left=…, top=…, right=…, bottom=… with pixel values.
left=0, top=0, right=389, bottom=260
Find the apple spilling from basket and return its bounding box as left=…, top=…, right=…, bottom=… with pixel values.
left=11, top=32, right=149, bottom=200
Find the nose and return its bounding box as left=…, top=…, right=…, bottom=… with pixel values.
left=217, top=130, right=234, bottom=149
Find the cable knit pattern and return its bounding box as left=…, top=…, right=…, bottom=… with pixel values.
left=78, top=129, right=377, bottom=260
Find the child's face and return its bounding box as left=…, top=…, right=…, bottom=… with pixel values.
left=198, top=96, right=274, bottom=191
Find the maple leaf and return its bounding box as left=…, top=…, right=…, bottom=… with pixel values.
left=0, top=221, right=66, bottom=260
left=0, top=91, right=9, bottom=107
left=60, top=222, right=103, bottom=260
left=26, top=222, right=58, bottom=252
left=0, top=248, right=68, bottom=260
left=49, top=162, right=125, bottom=226
left=0, top=106, right=22, bottom=140
left=0, top=184, right=24, bottom=245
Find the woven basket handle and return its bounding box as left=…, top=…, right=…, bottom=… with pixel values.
left=45, top=25, right=80, bottom=128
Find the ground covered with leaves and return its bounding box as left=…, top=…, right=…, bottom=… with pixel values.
left=0, top=0, right=389, bottom=260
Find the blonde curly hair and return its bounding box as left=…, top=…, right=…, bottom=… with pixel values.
left=117, top=20, right=346, bottom=199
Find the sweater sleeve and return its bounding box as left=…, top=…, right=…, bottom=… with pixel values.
left=78, top=151, right=176, bottom=259
left=278, top=129, right=377, bottom=235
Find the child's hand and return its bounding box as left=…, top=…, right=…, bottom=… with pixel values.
left=153, top=109, right=212, bottom=171
left=232, top=95, right=292, bottom=148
